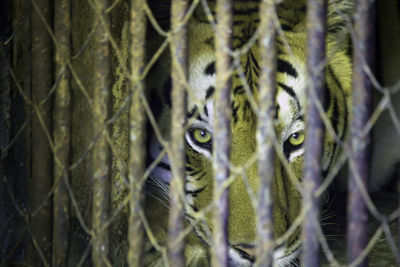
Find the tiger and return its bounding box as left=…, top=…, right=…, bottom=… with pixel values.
left=142, top=0, right=400, bottom=266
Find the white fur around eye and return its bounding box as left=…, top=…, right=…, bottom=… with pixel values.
left=288, top=148, right=305, bottom=162
left=283, top=120, right=305, bottom=162
left=185, top=130, right=212, bottom=159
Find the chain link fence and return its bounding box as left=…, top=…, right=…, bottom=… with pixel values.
left=1, top=0, right=400, bottom=266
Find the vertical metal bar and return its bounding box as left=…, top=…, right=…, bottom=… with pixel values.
left=7, top=1, right=31, bottom=262
left=127, top=0, right=146, bottom=266
left=28, top=0, right=53, bottom=265
left=0, top=0, right=11, bottom=161
left=168, top=1, right=188, bottom=267
left=213, top=0, right=232, bottom=266
left=52, top=0, right=71, bottom=266
left=347, top=0, right=375, bottom=266
left=255, top=1, right=277, bottom=266
left=301, top=0, right=327, bottom=266
left=398, top=166, right=400, bottom=261
left=0, top=0, right=13, bottom=260
left=92, top=0, right=111, bottom=266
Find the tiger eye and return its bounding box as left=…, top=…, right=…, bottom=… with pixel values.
left=289, top=131, right=304, bottom=146
left=193, top=129, right=212, bottom=144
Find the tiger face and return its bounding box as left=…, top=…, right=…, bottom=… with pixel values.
left=146, top=1, right=352, bottom=266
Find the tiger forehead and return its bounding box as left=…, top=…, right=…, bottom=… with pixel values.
left=188, top=50, right=260, bottom=97
left=193, top=1, right=260, bottom=50
left=187, top=44, right=306, bottom=129
left=187, top=14, right=307, bottom=101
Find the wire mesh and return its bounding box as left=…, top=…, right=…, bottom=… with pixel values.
left=1, top=0, right=400, bottom=267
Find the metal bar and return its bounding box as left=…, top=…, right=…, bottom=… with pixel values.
left=52, top=0, right=71, bottom=266
left=347, top=0, right=375, bottom=266
left=168, top=1, right=188, bottom=267
left=127, top=0, right=147, bottom=266
left=301, top=0, right=327, bottom=266
left=0, top=0, right=14, bottom=261
left=0, top=0, right=11, bottom=162
left=28, top=0, right=53, bottom=265
left=92, top=0, right=111, bottom=266
left=255, top=0, right=277, bottom=266
left=5, top=1, right=31, bottom=262
left=398, top=166, right=400, bottom=261
left=212, top=0, right=232, bottom=266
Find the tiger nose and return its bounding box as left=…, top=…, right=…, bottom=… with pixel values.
left=232, top=244, right=256, bottom=262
